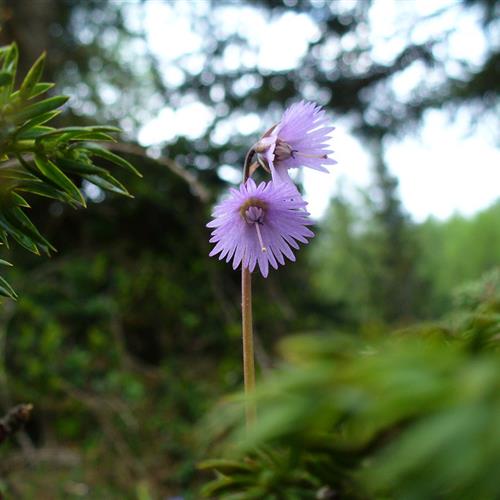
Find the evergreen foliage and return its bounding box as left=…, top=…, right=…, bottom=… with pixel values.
left=0, top=43, right=139, bottom=299
left=311, top=196, right=500, bottom=322
left=416, top=201, right=500, bottom=315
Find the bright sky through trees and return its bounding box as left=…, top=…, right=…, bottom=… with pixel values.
left=136, top=0, right=499, bottom=221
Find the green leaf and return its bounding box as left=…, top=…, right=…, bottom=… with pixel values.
left=2, top=43, right=18, bottom=73
left=11, top=95, right=69, bottom=124
left=82, top=174, right=132, bottom=197
left=56, top=157, right=108, bottom=175
left=0, top=47, right=8, bottom=63
left=19, top=52, right=46, bottom=99
left=10, top=191, right=30, bottom=208
left=15, top=110, right=61, bottom=136
left=0, top=259, right=13, bottom=267
left=0, top=44, right=17, bottom=103
left=0, top=166, right=36, bottom=181
left=198, top=459, right=254, bottom=473
left=5, top=205, right=55, bottom=253
left=37, top=126, right=100, bottom=139
left=200, top=474, right=254, bottom=498
left=11, top=82, right=55, bottom=100
left=16, top=180, right=74, bottom=204
left=84, top=143, right=142, bottom=177
left=0, top=71, right=13, bottom=86
left=14, top=153, right=39, bottom=177
left=1, top=43, right=18, bottom=93
left=60, top=131, right=116, bottom=142
left=34, top=154, right=85, bottom=206
left=0, top=275, right=17, bottom=299
left=59, top=158, right=133, bottom=195
left=0, top=230, right=8, bottom=247
left=28, top=82, right=55, bottom=99
left=17, top=125, right=54, bottom=140
left=0, top=214, right=39, bottom=254
left=38, top=125, right=121, bottom=139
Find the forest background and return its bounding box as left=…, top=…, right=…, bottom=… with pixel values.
left=0, top=0, right=498, bottom=498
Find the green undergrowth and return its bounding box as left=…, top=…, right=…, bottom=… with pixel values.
left=200, top=269, right=500, bottom=500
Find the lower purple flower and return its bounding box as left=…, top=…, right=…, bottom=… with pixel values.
left=207, top=179, right=314, bottom=277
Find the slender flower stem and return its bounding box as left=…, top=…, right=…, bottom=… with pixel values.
left=241, top=266, right=256, bottom=426
left=243, top=148, right=255, bottom=183
left=242, top=148, right=257, bottom=427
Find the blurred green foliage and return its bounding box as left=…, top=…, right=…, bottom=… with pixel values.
left=311, top=196, right=500, bottom=323
left=416, top=202, right=500, bottom=316
left=201, top=269, right=500, bottom=500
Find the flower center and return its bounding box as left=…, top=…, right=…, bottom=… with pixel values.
left=274, top=139, right=295, bottom=162
left=244, top=206, right=265, bottom=225
left=274, top=138, right=327, bottom=162
left=240, top=198, right=267, bottom=253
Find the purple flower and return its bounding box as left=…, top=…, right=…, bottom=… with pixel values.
left=207, top=179, right=314, bottom=277
left=255, top=101, right=336, bottom=186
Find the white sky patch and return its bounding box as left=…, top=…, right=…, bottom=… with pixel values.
left=210, top=113, right=263, bottom=146
left=386, top=110, right=500, bottom=221
left=144, top=1, right=203, bottom=60
left=389, top=60, right=428, bottom=101
left=368, top=0, right=408, bottom=64
left=303, top=123, right=371, bottom=219
left=213, top=5, right=265, bottom=41
left=447, top=10, right=488, bottom=65
left=135, top=0, right=499, bottom=222
left=218, top=164, right=241, bottom=185
left=138, top=107, right=175, bottom=145
left=138, top=102, right=214, bottom=145
left=257, top=12, right=320, bottom=71
left=304, top=109, right=500, bottom=222
left=235, top=113, right=261, bottom=135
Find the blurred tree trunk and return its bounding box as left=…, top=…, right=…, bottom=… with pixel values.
left=369, top=140, right=423, bottom=323
left=0, top=0, right=58, bottom=78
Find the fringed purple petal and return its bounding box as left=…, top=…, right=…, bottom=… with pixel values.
left=259, top=100, right=335, bottom=184
left=207, top=179, right=314, bottom=277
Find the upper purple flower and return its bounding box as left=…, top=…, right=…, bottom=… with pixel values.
left=255, top=101, right=336, bottom=186
left=207, top=179, right=314, bottom=277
